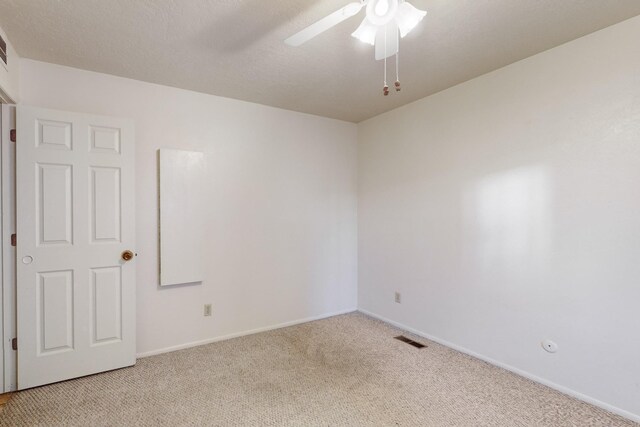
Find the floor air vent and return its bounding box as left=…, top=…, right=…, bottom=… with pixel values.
left=395, top=335, right=426, bottom=349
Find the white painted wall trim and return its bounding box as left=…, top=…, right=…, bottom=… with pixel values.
left=0, top=102, right=4, bottom=393
left=0, top=104, right=16, bottom=393
left=0, top=86, right=15, bottom=105
left=358, top=309, right=640, bottom=424
left=137, top=308, right=358, bottom=359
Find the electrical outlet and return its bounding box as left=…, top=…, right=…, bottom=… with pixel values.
left=204, top=304, right=212, bottom=317
left=395, top=292, right=401, bottom=304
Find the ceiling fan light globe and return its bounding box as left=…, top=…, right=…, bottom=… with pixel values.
left=396, top=1, right=427, bottom=37
left=366, top=0, right=398, bottom=26
left=351, top=18, right=378, bottom=45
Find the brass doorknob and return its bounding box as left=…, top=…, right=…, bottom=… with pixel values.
left=121, top=250, right=134, bottom=261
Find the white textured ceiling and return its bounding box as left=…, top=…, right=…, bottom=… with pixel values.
left=0, top=0, right=639, bottom=122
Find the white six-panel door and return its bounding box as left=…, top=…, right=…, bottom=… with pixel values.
left=16, top=106, right=135, bottom=389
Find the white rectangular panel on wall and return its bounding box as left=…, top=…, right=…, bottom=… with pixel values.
left=159, top=149, right=205, bottom=286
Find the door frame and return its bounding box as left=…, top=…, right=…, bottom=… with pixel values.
left=1, top=103, right=17, bottom=393
left=0, top=101, right=3, bottom=392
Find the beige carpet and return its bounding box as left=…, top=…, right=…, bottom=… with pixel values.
left=1, top=312, right=636, bottom=426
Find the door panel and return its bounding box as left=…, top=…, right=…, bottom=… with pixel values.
left=38, top=270, right=74, bottom=354
left=89, top=126, right=120, bottom=154
left=90, top=167, right=121, bottom=242
left=90, top=266, right=122, bottom=345
left=17, top=105, right=135, bottom=389
left=37, top=163, right=73, bottom=245
left=37, top=119, right=72, bottom=150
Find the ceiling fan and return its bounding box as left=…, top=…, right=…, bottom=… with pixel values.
left=285, top=0, right=427, bottom=95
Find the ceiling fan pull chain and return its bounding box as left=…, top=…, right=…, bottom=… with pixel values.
left=395, top=52, right=401, bottom=92
left=383, top=24, right=389, bottom=96
left=383, top=57, right=389, bottom=96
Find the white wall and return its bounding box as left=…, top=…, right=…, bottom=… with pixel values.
left=358, top=15, right=640, bottom=421
left=19, top=59, right=358, bottom=356
left=0, top=24, right=18, bottom=102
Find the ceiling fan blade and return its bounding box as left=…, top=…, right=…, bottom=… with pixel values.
left=285, top=2, right=365, bottom=47
left=375, top=20, right=399, bottom=60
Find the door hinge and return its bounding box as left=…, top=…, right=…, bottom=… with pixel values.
left=11, top=338, right=17, bottom=350
left=10, top=233, right=16, bottom=246
left=10, top=129, right=16, bottom=142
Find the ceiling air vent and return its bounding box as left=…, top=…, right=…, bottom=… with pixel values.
left=0, top=33, right=6, bottom=66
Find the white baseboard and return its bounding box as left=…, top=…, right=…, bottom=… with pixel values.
left=136, top=308, right=358, bottom=359
left=358, top=308, right=640, bottom=424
